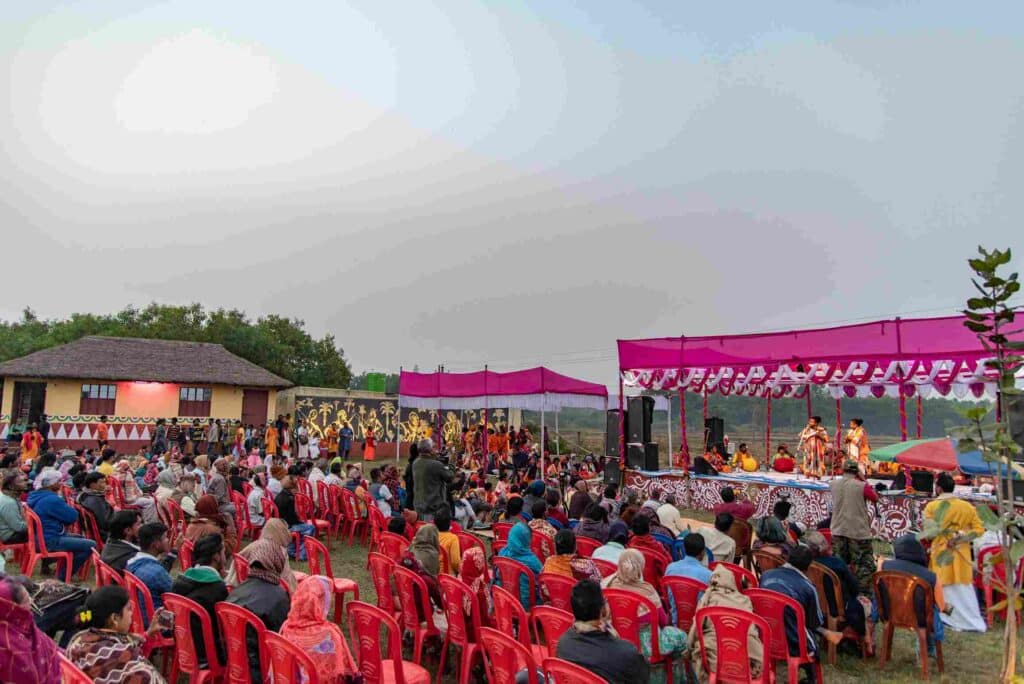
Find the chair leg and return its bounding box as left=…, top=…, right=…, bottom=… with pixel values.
left=935, top=640, right=943, bottom=673
left=435, top=635, right=450, bottom=684
left=459, top=644, right=479, bottom=684
left=787, top=659, right=800, bottom=684
left=916, top=628, right=928, bottom=679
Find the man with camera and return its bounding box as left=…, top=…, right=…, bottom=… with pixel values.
left=412, top=438, right=454, bottom=522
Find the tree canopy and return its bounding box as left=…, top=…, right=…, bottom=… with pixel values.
left=0, top=305, right=351, bottom=388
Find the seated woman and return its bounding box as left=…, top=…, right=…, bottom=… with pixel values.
left=496, top=522, right=543, bottom=609
left=66, top=585, right=167, bottom=683
left=459, top=547, right=493, bottom=628
left=280, top=575, right=359, bottom=683
left=114, top=460, right=158, bottom=523
left=687, top=564, right=764, bottom=681
left=575, top=503, right=610, bottom=543
left=225, top=539, right=290, bottom=683
left=601, top=549, right=687, bottom=684
left=805, top=531, right=873, bottom=655
left=879, top=534, right=945, bottom=657
left=542, top=528, right=602, bottom=583
left=228, top=518, right=300, bottom=593
left=708, top=445, right=730, bottom=473
left=753, top=500, right=796, bottom=558
left=0, top=576, right=60, bottom=684
left=185, top=494, right=238, bottom=553
left=399, top=524, right=445, bottom=627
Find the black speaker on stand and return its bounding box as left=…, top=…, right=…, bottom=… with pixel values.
left=603, top=459, right=621, bottom=485
left=704, top=417, right=724, bottom=452
left=643, top=442, right=659, bottom=470
left=626, top=443, right=645, bottom=469
left=627, top=396, right=655, bottom=443
left=605, top=410, right=623, bottom=458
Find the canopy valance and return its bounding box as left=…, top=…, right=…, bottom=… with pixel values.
left=399, top=367, right=608, bottom=411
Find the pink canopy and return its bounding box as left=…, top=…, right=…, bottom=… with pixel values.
left=618, top=315, right=1017, bottom=399
left=399, top=367, right=608, bottom=411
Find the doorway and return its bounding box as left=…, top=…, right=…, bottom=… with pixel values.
left=240, top=389, right=269, bottom=428
left=11, top=381, right=46, bottom=428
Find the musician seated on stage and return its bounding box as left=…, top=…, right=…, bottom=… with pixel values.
left=772, top=444, right=796, bottom=473
left=730, top=443, right=759, bottom=473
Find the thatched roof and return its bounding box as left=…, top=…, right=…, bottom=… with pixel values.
left=0, top=336, right=291, bottom=388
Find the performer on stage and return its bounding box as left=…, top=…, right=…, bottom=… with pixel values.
left=798, top=415, right=829, bottom=477
left=844, top=418, right=871, bottom=476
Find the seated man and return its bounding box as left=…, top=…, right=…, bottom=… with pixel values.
left=879, top=534, right=945, bottom=658
left=76, top=472, right=116, bottom=538
left=805, top=530, right=872, bottom=651
left=665, top=532, right=713, bottom=584
left=656, top=493, right=687, bottom=536
left=434, top=508, right=461, bottom=574
left=698, top=513, right=737, bottom=566
left=556, top=580, right=650, bottom=684
left=274, top=474, right=315, bottom=561
left=0, top=472, right=29, bottom=545
left=713, top=487, right=755, bottom=521
left=759, top=545, right=842, bottom=676
left=170, top=533, right=229, bottom=668
left=101, top=510, right=143, bottom=573
left=126, top=522, right=175, bottom=613
left=27, top=471, right=95, bottom=577
left=593, top=520, right=629, bottom=566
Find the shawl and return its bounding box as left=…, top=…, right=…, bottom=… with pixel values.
left=244, top=539, right=286, bottom=585
left=156, top=470, right=178, bottom=489
left=206, top=472, right=230, bottom=506
left=280, top=576, right=357, bottom=682
left=229, top=519, right=298, bottom=592
left=459, top=547, right=493, bottom=615
left=601, top=549, right=661, bottom=605
left=528, top=518, right=557, bottom=540
left=497, top=523, right=543, bottom=573
left=65, top=629, right=166, bottom=684
left=0, top=587, right=60, bottom=684
left=382, top=465, right=402, bottom=495
left=754, top=515, right=788, bottom=545
left=686, top=564, right=763, bottom=679
left=409, top=524, right=441, bottom=577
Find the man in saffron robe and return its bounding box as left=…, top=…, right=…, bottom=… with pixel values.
left=844, top=418, right=871, bottom=475
left=798, top=416, right=829, bottom=477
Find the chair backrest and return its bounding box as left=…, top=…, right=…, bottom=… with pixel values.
left=574, top=536, right=602, bottom=558
left=530, top=605, right=574, bottom=657
left=164, top=498, right=185, bottom=541
left=164, top=592, right=223, bottom=680
left=542, top=657, right=610, bottom=684
left=727, top=518, right=753, bottom=556
left=807, top=561, right=843, bottom=622
left=233, top=555, right=250, bottom=584
left=479, top=626, right=539, bottom=684
left=378, top=532, right=409, bottom=562
left=316, top=480, right=330, bottom=514
left=24, top=508, right=52, bottom=554
left=492, top=584, right=531, bottom=648
left=77, top=506, right=105, bottom=551
left=368, top=552, right=397, bottom=613
left=661, top=576, right=706, bottom=631
left=367, top=506, right=386, bottom=549
left=304, top=536, right=334, bottom=578
left=265, top=631, right=321, bottom=684
left=752, top=550, right=785, bottom=578
left=294, top=492, right=316, bottom=521
left=123, top=570, right=158, bottom=630
left=348, top=600, right=409, bottom=684
left=604, top=588, right=664, bottom=660
left=634, top=547, right=667, bottom=591
left=539, top=572, right=576, bottom=612
left=179, top=538, right=195, bottom=571
left=231, top=491, right=249, bottom=525
left=493, top=522, right=513, bottom=542
left=493, top=556, right=536, bottom=611
left=708, top=561, right=758, bottom=590
left=439, top=574, right=484, bottom=648
left=326, top=485, right=345, bottom=519
left=242, top=481, right=254, bottom=497
left=393, top=565, right=435, bottom=632
left=295, top=477, right=314, bottom=501
left=216, top=601, right=269, bottom=684
left=531, top=532, right=555, bottom=562
left=456, top=531, right=486, bottom=558
left=261, top=497, right=281, bottom=521
left=339, top=488, right=361, bottom=519
left=746, top=587, right=812, bottom=664
left=694, top=605, right=771, bottom=684
left=873, top=570, right=936, bottom=630
left=107, top=476, right=127, bottom=508
left=591, top=558, right=617, bottom=578
left=93, top=550, right=123, bottom=587
left=58, top=654, right=92, bottom=684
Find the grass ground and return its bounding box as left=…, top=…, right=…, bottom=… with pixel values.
left=308, top=506, right=1011, bottom=684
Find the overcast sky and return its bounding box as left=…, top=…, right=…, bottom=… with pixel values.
left=3, top=1, right=1022, bottom=386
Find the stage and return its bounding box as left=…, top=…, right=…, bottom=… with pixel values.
left=621, top=469, right=1009, bottom=542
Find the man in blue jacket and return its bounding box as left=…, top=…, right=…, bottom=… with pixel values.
left=26, top=470, right=95, bottom=576
left=126, top=522, right=174, bottom=617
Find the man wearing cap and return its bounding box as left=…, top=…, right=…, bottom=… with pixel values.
left=829, top=460, right=878, bottom=595
left=27, top=470, right=96, bottom=576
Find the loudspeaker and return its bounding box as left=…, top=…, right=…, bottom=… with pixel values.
left=626, top=443, right=645, bottom=469
left=910, top=470, right=935, bottom=495
left=644, top=442, right=659, bottom=471
left=605, top=410, right=623, bottom=457
left=603, top=459, right=621, bottom=485
left=704, top=417, right=724, bottom=450
left=627, top=396, right=654, bottom=444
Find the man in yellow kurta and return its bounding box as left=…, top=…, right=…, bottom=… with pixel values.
left=844, top=418, right=871, bottom=475
left=923, top=473, right=987, bottom=632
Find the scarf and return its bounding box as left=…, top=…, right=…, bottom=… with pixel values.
left=409, top=524, right=441, bottom=577
left=459, top=547, right=492, bottom=614
left=601, top=549, right=661, bottom=605
left=0, top=584, right=61, bottom=684
left=156, top=469, right=178, bottom=489
left=232, top=519, right=297, bottom=592
left=687, top=564, right=763, bottom=677
left=382, top=465, right=402, bottom=494
left=280, top=576, right=357, bottom=681
left=244, top=539, right=286, bottom=585
left=497, top=522, right=543, bottom=574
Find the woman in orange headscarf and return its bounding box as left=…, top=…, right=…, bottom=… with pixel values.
left=280, top=575, right=358, bottom=683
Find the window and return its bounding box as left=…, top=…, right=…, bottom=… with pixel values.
left=178, top=386, right=212, bottom=417
left=80, top=384, right=117, bottom=416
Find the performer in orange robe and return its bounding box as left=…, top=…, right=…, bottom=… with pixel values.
left=844, top=418, right=871, bottom=475
left=798, top=416, right=829, bottom=477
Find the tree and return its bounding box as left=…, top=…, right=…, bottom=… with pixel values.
left=924, top=246, right=1023, bottom=682
left=0, top=304, right=352, bottom=389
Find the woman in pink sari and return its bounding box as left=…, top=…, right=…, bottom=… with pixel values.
left=280, top=575, right=359, bottom=682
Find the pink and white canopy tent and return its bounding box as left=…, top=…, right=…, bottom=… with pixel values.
left=617, top=314, right=1020, bottom=462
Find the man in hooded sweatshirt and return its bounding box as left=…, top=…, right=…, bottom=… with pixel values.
left=100, top=510, right=142, bottom=573
left=171, top=533, right=229, bottom=668
left=76, top=472, right=116, bottom=538
left=27, top=471, right=95, bottom=576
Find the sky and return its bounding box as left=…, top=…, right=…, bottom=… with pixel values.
left=2, top=1, right=1022, bottom=386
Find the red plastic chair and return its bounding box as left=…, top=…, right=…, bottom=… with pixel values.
left=393, top=565, right=442, bottom=665
left=164, top=498, right=186, bottom=547
left=123, top=571, right=176, bottom=670
left=479, top=626, right=540, bottom=684
left=543, top=657, right=610, bottom=684
left=693, top=606, right=773, bottom=684
left=304, top=536, right=360, bottom=623
left=604, top=588, right=674, bottom=684
left=492, top=585, right=548, bottom=664
left=976, top=545, right=1024, bottom=627
left=709, top=561, right=758, bottom=590
left=179, top=538, right=195, bottom=571
left=539, top=572, right=576, bottom=611
left=164, top=592, right=224, bottom=684
left=339, top=489, right=369, bottom=546
left=633, top=546, right=669, bottom=593
left=326, top=485, right=346, bottom=539
left=348, top=600, right=431, bottom=684
left=76, top=505, right=105, bottom=552
left=93, top=550, right=124, bottom=587
left=494, top=556, right=538, bottom=611
left=261, top=498, right=302, bottom=552
left=530, top=606, right=574, bottom=657
left=379, top=532, right=410, bottom=562
left=295, top=477, right=314, bottom=502
left=592, top=558, right=617, bottom=578
left=456, top=531, right=486, bottom=558
left=59, top=654, right=92, bottom=684
left=531, top=533, right=555, bottom=563
left=873, top=570, right=944, bottom=679
left=661, top=576, right=706, bottom=631
left=232, top=555, right=250, bottom=584
left=493, top=522, right=513, bottom=543
left=265, top=631, right=321, bottom=684
left=242, top=481, right=254, bottom=497
left=216, top=601, right=269, bottom=684
left=296, top=492, right=332, bottom=550
left=368, top=551, right=400, bottom=618
left=22, top=508, right=73, bottom=582
left=574, top=536, right=602, bottom=558
left=232, top=490, right=261, bottom=543
left=438, top=574, right=485, bottom=684
left=746, top=588, right=822, bottom=684
left=315, top=480, right=331, bottom=519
